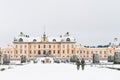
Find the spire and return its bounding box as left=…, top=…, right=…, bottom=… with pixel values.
left=43, top=25, right=46, bottom=37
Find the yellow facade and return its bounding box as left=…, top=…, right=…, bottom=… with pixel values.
left=1, top=46, right=15, bottom=59
left=1, top=32, right=118, bottom=60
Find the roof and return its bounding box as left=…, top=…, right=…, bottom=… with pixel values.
left=14, top=33, right=76, bottom=43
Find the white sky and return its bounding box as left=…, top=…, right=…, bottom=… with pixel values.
left=0, top=0, right=120, bottom=47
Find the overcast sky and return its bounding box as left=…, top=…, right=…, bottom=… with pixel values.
left=0, top=0, right=120, bottom=47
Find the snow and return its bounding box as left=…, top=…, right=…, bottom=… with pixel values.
left=0, top=62, right=120, bottom=80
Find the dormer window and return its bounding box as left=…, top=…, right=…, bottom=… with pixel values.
left=33, top=39, right=37, bottom=42
left=66, top=38, right=70, bottom=42
left=19, top=38, right=23, bottom=42
left=53, top=39, right=56, bottom=42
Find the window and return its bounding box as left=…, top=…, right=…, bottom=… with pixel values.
left=53, top=50, right=55, bottom=54
left=58, top=50, right=60, bottom=54
left=63, top=45, right=65, bottom=48
left=34, top=50, right=36, bottom=54
left=30, top=50, right=32, bottom=54
left=72, top=50, right=74, bottom=54
left=44, top=45, right=46, bottom=48
left=38, top=45, right=40, bottom=48
left=43, top=50, right=46, bottom=54
left=19, top=38, right=23, bottom=42
left=24, top=45, right=27, bottom=48
left=34, top=45, right=36, bottom=49
left=80, top=51, right=82, bottom=53
left=49, top=50, right=51, bottom=54
left=16, top=50, right=18, bottom=54
left=91, top=51, right=93, bottom=54
left=66, top=38, right=70, bottom=42
left=87, top=51, right=89, bottom=54
left=29, top=45, right=31, bottom=48
left=20, top=50, right=22, bottom=54
left=38, top=50, right=41, bottom=55
left=67, top=45, right=69, bottom=49
left=58, top=45, right=60, bottom=48
left=33, top=39, right=37, bottom=42
left=83, top=51, right=85, bottom=53
left=110, top=50, right=112, bottom=53
left=53, top=45, right=55, bottom=48
left=20, top=45, right=22, bottom=48
left=67, top=50, right=69, bottom=54
left=53, top=39, right=56, bottom=42
left=63, top=50, right=65, bottom=54
left=104, top=51, right=106, bottom=54
left=49, top=45, right=51, bottom=48
left=104, top=55, right=106, bottom=57
left=72, top=45, right=74, bottom=48
left=16, top=45, right=18, bottom=48
left=25, top=50, right=26, bottom=54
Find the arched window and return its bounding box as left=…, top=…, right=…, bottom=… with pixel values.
left=53, top=39, right=56, bottom=42
left=19, top=38, right=23, bottom=42
left=66, top=38, right=70, bottom=42
left=33, top=39, right=37, bottom=42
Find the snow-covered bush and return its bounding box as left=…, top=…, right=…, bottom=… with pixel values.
left=93, top=54, right=100, bottom=64
left=54, top=58, right=60, bottom=63
left=21, top=55, right=27, bottom=63
left=3, top=53, right=10, bottom=65
left=70, top=55, right=78, bottom=62
left=0, top=55, right=2, bottom=65
left=108, top=55, right=114, bottom=62
left=114, top=52, right=120, bottom=64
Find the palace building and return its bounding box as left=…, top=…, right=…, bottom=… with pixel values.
left=1, top=32, right=120, bottom=60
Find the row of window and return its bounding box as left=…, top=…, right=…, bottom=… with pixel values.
left=14, top=55, right=70, bottom=58
left=14, top=55, right=108, bottom=58
left=16, top=44, right=74, bottom=49
left=16, top=50, right=74, bottom=54
left=3, top=51, right=13, bottom=54
left=77, top=50, right=108, bottom=54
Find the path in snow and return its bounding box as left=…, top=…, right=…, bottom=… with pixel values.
left=0, top=63, right=120, bottom=80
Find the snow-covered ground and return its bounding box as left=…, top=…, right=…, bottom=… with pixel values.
left=0, top=63, right=120, bottom=80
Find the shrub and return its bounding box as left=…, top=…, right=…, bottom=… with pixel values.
left=70, top=55, right=78, bottom=62
left=21, top=55, right=27, bottom=63
left=108, top=55, right=114, bottom=62
left=93, top=54, right=100, bottom=64
left=3, top=53, right=10, bottom=65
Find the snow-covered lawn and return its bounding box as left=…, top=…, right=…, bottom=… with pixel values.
left=0, top=63, right=120, bottom=80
